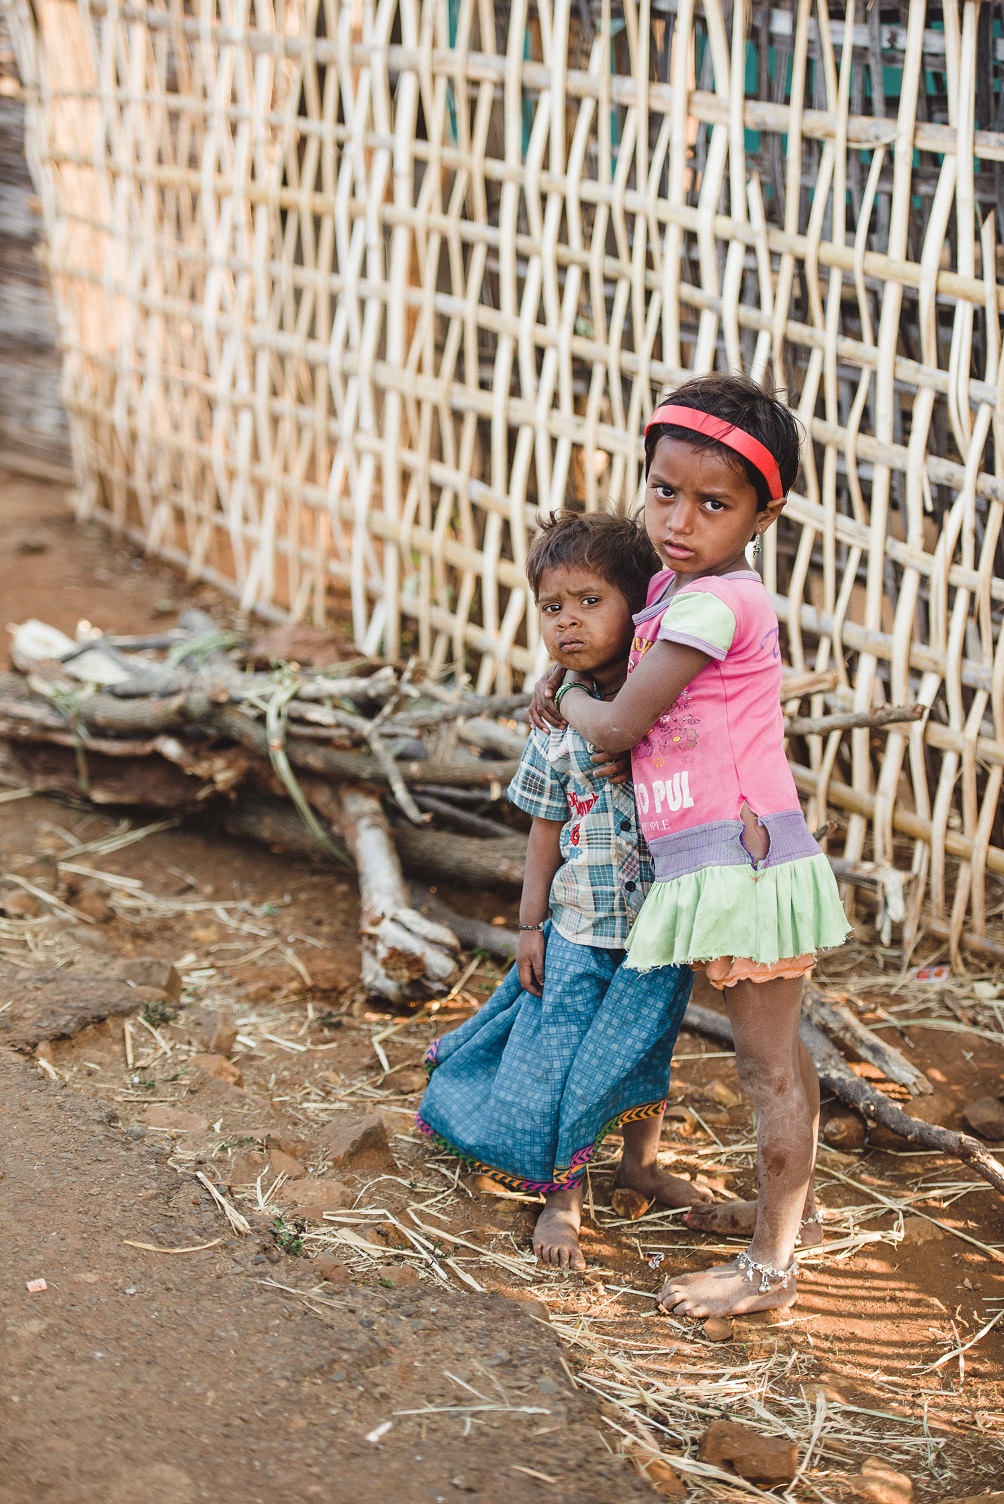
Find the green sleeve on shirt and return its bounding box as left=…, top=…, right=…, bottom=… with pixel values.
left=657, top=590, right=737, bottom=660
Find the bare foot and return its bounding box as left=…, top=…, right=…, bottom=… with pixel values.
left=616, top=1162, right=714, bottom=1209
left=658, top=1258, right=797, bottom=1319
left=533, top=1189, right=586, bottom=1271
left=684, top=1201, right=822, bottom=1247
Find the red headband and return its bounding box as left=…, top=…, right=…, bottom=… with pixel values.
left=645, top=403, right=785, bottom=501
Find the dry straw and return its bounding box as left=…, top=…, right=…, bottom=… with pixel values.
left=3, top=0, right=1004, bottom=948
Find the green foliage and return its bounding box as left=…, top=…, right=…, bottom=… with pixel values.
left=272, top=1216, right=306, bottom=1258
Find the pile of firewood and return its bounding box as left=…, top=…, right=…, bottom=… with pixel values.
left=0, top=610, right=930, bottom=1001
left=0, top=611, right=538, bottom=1001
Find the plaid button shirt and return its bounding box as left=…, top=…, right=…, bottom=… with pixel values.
left=508, top=725, right=654, bottom=949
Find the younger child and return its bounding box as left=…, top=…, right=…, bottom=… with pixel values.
left=544, top=375, right=849, bottom=1315
left=417, top=513, right=710, bottom=1271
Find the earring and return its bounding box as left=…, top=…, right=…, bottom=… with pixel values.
left=751, top=532, right=762, bottom=562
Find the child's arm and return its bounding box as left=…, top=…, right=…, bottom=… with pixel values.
left=559, top=640, right=710, bottom=753
left=517, top=817, right=564, bottom=997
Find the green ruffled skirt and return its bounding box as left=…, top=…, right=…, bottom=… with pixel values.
left=624, top=852, right=849, bottom=971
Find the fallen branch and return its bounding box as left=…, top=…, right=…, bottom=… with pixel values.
left=683, top=1000, right=1004, bottom=1198
left=211, top=703, right=520, bottom=789
left=312, top=783, right=460, bottom=1003
left=391, top=692, right=531, bottom=728
left=407, top=884, right=519, bottom=960
left=390, top=826, right=527, bottom=887
left=411, top=793, right=511, bottom=840
left=802, top=992, right=931, bottom=1096
left=0, top=673, right=522, bottom=789
left=215, top=795, right=529, bottom=886
left=784, top=704, right=925, bottom=737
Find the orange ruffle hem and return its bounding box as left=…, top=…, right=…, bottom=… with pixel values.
left=691, top=953, right=815, bottom=990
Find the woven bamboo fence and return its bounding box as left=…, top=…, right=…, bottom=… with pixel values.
left=3, top=0, right=1004, bottom=951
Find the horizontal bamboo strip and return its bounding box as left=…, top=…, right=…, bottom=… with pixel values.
left=791, top=765, right=1004, bottom=879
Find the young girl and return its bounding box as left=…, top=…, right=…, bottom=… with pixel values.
left=416, top=512, right=710, bottom=1272
left=540, top=374, right=849, bottom=1316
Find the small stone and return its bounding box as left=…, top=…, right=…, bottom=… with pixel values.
left=366, top=1220, right=410, bottom=1249
left=391, top=1066, right=429, bottom=1094
left=867, top=1125, right=913, bottom=1151
left=319, top=1113, right=391, bottom=1170
left=378, top=1265, right=419, bottom=1288
left=228, top=1152, right=267, bottom=1185
left=702, top=1316, right=735, bottom=1343
left=77, top=890, right=112, bottom=923
left=935, top=1494, right=1004, bottom=1504
left=190, top=1053, right=243, bottom=1087
left=662, top=1105, right=696, bottom=1137
left=191, top=1007, right=238, bottom=1058
left=269, top=1148, right=306, bottom=1179
left=704, top=1078, right=740, bottom=1109
left=803, top=1372, right=858, bottom=1404
left=269, top=1134, right=310, bottom=1161
left=821, top=1112, right=867, bottom=1151
left=116, top=959, right=183, bottom=1002
left=312, top=1255, right=352, bottom=1286
left=139, top=1105, right=210, bottom=1135
left=275, top=1179, right=351, bottom=1218
left=849, top=1458, right=914, bottom=1504
left=962, top=1096, right=1004, bottom=1141
left=1, top=890, right=40, bottom=920
left=611, top=1187, right=653, bottom=1220
left=901, top=1216, right=943, bottom=1244
left=634, top=1456, right=686, bottom=1499
left=467, top=1174, right=514, bottom=1198
left=514, top=1299, right=553, bottom=1323
left=699, top=1420, right=798, bottom=1486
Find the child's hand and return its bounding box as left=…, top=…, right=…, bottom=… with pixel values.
left=590, top=749, right=630, bottom=783
left=527, top=663, right=567, bottom=731
left=517, top=929, right=547, bottom=996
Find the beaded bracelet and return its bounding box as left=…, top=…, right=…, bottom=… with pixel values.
left=519, top=921, right=546, bottom=931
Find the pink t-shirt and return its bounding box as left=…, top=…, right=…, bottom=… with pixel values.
left=628, top=569, right=810, bottom=878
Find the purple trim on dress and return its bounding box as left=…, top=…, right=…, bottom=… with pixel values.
left=647, top=809, right=821, bottom=882
left=656, top=628, right=729, bottom=661
left=633, top=590, right=675, bottom=625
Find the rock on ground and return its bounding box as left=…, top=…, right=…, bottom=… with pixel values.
left=699, top=1420, right=798, bottom=1486
left=848, top=1458, right=914, bottom=1504
left=962, top=1096, right=1004, bottom=1140
left=0, top=966, right=161, bottom=1053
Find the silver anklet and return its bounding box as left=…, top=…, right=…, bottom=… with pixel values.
left=794, top=1210, right=822, bottom=1248
left=736, top=1247, right=795, bottom=1293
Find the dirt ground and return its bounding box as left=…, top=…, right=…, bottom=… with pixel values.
left=2, top=470, right=1004, bottom=1503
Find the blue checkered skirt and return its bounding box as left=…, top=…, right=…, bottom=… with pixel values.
left=415, top=925, right=693, bottom=1193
